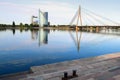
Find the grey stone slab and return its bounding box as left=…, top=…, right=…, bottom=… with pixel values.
left=108, top=66, right=120, bottom=72
left=2, top=53, right=120, bottom=80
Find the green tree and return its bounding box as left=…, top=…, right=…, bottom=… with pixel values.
left=25, top=24, right=28, bottom=26
left=20, top=23, right=24, bottom=31
left=12, top=21, right=15, bottom=27
left=20, top=23, right=23, bottom=27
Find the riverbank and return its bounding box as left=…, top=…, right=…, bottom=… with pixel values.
left=0, top=26, right=73, bottom=31
left=1, top=26, right=120, bottom=30
left=0, top=53, right=120, bottom=80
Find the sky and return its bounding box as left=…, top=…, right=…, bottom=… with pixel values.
left=0, top=0, right=120, bottom=25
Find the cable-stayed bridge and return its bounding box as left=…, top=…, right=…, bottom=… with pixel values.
left=68, top=6, right=120, bottom=52
left=69, top=6, right=120, bottom=29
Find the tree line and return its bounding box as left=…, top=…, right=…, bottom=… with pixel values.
left=0, top=21, right=39, bottom=28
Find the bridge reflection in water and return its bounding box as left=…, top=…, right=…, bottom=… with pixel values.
left=68, top=5, right=120, bottom=52
left=69, top=29, right=82, bottom=52
left=31, top=28, right=82, bottom=51
left=30, top=27, right=120, bottom=52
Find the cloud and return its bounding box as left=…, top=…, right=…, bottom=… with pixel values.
left=0, top=1, right=76, bottom=25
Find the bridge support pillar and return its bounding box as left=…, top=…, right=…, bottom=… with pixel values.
left=96, top=27, right=99, bottom=33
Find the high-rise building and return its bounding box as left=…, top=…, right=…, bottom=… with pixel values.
left=44, top=12, right=48, bottom=26
left=39, top=10, right=48, bottom=27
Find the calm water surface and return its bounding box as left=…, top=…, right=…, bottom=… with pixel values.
left=0, top=29, right=120, bottom=75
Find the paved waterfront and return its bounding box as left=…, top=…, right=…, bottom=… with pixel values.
left=1, top=53, right=120, bottom=80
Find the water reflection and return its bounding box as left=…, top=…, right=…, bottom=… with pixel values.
left=38, top=29, right=49, bottom=46
left=31, top=29, right=50, bottom=46
left=24, top=28, right=120, bottom=51
left=69, top=29, right=82, bottom=52
left=20, top=28, right=23, bottom=33
left=0, top=28, right=120, bottom=75
left=68, top=27, right=120, bottom=52
left=12, top=29, right=15, bottom=35
left=31, top=29, right=38, bottom=40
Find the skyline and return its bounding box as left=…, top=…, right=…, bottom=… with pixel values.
left=0, top=0, right=120, bottom=25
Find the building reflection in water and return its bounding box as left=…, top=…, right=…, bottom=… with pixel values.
left=31, top=29, right=50, bottom=46
left=31, top=29, right=38, bottom=40
left=38, top=29, right=49, bottom=46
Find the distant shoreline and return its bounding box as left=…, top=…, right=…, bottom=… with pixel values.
left=1, top=26, right=120, bottom=29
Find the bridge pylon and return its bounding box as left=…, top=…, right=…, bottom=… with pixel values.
left=69, top=5, right=83, bottom=52
left=76, top=5, right=82, bottom=29
left=69, top=5, right=83, bottom=30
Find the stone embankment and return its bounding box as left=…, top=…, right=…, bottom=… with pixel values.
left=1, top=53, right=120, bottom=80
